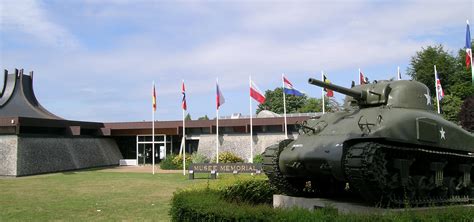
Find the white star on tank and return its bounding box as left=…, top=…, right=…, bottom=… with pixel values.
left=439, top=127, right=446, bottom=140
left=424, top=90, right=431, bottom=105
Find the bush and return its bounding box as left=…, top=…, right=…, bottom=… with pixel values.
left=191, top=152, right=209, bottom=163
left=160, top=154, right=191, bottom=170
left=213, top=151, right=244, bottom=163
left=253, top=154, right=263, bottom=164
left=221, top=179, right=278, bottom=204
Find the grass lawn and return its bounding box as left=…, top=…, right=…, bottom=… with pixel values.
left=0, top=169, right=213, bottom=221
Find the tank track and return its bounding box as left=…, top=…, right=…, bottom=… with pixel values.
left=262, top=139, right=306, bottom=196
left=344, top=142, right=474, bottom=206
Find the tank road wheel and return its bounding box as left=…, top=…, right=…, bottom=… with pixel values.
left=344, top=142, right=390, bottom=205
left=262, top=139, right=307, bottom=196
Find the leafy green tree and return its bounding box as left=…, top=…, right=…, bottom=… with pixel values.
left=459, top=95, right=474, bottom=131
left=185, top=113, right=191, bottom=120
left=298, top=97, right=340, bottom=113
left=256, top=87, right=307, bottom=114
left=197, top=115, right=209, bottom=120
left=407, top=45, right=457, bottom=93
left=439, top=95, right=462, bottom=123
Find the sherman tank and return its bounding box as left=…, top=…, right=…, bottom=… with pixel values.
left=263, top=78, right=474, bottom=206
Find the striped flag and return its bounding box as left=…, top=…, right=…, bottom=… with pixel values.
left=359, top=70, right=367, bottom=85
left=152, top=83, right=156, bottom=111
left=250, top=80, right=266, bottom=104
left=181, top=81, right=187, bottom=110
left=466, top=20, right=472, bottom=69
left=216, top=82, right=225, bottom=109
left=435, top=69, right=445, bottom=101
left=283, top=76, right=304, bottom=96
left=323, top=75, right=334, bottom=97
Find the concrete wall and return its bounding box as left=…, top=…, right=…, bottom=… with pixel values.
left=197, top=133, right=297, bottom=162
left=0, top=135, right=123, bottom=176
left=0, top=135, right=18, bottom=176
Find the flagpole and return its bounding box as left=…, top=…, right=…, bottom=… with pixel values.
left=216, top=78, right=219, bottom=164
left=434, top=65, right=441, bottom=114
left=282, top=74, right=288, bottom=139
left=182, top=80, right=186, bottom=175
left=397, top=66, right=401, bottom=80
left=321, top=71, right=325, bottom=114
left=358, top=68, right=361, bottom=85
left=152, top=82, right=155, bottom=175
left=249, top=76, right=253, bottom=163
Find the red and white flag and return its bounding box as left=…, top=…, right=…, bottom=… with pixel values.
left=181, top=81, right=187, bottom=110
left=250, top=80, right=266, bottom=104
left=152, top=83, right=156, bottom=111
left=466, top=20, right=472, bottom=69
left=435, top=69, right=445, bottom=101
left=216, top=82, right=225, bottom=109
left=359, top=70, right=367, bottom=85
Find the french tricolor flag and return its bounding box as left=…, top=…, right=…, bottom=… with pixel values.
left=250, top=80, right=266, bottom=104
left=466, top=20, right=472, bottom=69
left=283, top=76, right=303, bottom=96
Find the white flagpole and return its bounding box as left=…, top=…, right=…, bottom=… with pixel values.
left=182, top=81, right=186, bottom=175
left=249, top=76, right=253, bottom=163
left=434, top=65, right=441, bottom=114
left=152, top=82, right=155, bottom=175
left=397, top=66, right=401, bottom=80
left=282, top=74, right=288, bottom=139
left=321, top=71, right=325, bottom=114
left=216, top=78, right=219, bottom=164
left=358, top=68, right=361, bottom=85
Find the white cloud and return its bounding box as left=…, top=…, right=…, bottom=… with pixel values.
left=0, top=0, right=79, bottom=48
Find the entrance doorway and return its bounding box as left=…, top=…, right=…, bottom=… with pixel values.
left=136, top=134, right=170, bottom=165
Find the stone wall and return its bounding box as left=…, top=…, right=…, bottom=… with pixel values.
left=0, top=135, right=123, bottom=176
left=197, top=133, right=297, bottom=162
left=0, top=135, right=18, bottom=176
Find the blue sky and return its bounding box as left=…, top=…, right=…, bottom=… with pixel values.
left=1, top=0, right=472, bottom=122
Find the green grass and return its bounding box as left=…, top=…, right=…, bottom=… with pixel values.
left=0, top=170, right=215, bottom=221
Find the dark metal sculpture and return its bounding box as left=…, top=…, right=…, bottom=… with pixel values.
left=0, top=69, right=61, bottom=119
left=263, top=78, right=474, bottom=206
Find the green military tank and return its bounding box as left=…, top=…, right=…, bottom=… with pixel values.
left=263, top=78, right=474, bottom=206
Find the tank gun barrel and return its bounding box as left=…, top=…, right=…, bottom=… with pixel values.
left=308, top=78, right=362, bottom=99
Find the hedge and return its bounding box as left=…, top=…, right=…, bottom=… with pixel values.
left=170, top=182, right=474, bottom=221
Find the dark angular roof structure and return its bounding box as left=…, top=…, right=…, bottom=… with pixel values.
left=0, top=69, right=61, bottom=119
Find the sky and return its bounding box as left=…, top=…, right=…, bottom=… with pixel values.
left=0, top=0, right=473, bottom=122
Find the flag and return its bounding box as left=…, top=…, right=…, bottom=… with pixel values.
left=152, top=83, right=156, bottom=111
left=323, top=75, right=334, bottom=97
left=359, top=70, right=367, bottom=85
left=250, top=80, right=266, bottom=104
left=283, top=76, right=304, bottom=96
left=181, top=81, right=187, bottom=110
left=466, top=20, right=472, bottom=69
left=216, top=82, right=225, bottom=109
left=435, top=70, right=445, bottom=101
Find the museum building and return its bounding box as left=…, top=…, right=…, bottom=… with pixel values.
left=0, top=69, right=315, bottom=176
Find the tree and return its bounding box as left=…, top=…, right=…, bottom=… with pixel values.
left=185, top=113, right=191, bottom=120
left=407, top=45, right=457, bottom=93
left=298, top=97, right=341, bottom=113
left=197, top=115, right=209, bottom=120
left=256, top=87, right=307, bottom=114
left=439, top=95, right=462, bottom=123
left=459, top=95, right=474, bottom=131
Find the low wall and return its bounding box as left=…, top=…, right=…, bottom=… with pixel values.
left=197, top=133, right=297, bottom=161
left=0, top=135, right=123, bottom=176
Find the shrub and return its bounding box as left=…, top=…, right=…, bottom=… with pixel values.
left=253, top=154, right=263, bottom=164
left=220, top=179, right=278, bottom=204
left=191, top=152, right=209, bottom=163
left=160, top=154, right=179, bottom=170
left=213, top=151, right=244, bottom=163
left=172, top=154, right=192, bottom=169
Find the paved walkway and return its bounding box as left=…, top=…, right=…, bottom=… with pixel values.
left=98, top=165, right=183, bottom=174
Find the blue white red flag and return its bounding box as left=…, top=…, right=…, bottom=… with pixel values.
left=466, top=20, right=472, bottom=69
left=435, top=70, right=444, bottom=101
left=152, top=83, right=156, bottom=112
left=181, top=81, right=187, bottom=110
left=216, top=82, right=225, bottom=109
left=283, top=76, right=303, bottom=96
